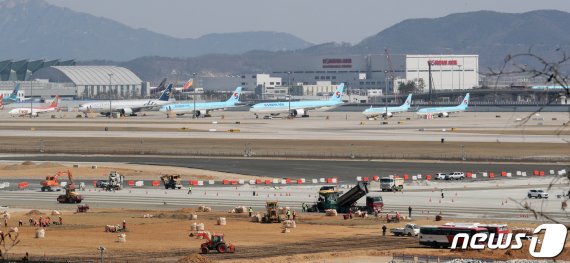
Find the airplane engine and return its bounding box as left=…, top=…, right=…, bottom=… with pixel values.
left=291, top=109, right=305, bottom=117
left=121, top=108, right=133, bottom=116
left=438, top=112, right=449, bottom=118
left=382, top=112, right=393, bottom=118
left=195, top=110, right=207, bottom=117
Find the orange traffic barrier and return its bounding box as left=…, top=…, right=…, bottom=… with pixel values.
left=256, top=179, right=262, bottom=184
left=326, top=178, right=333, bottom=183
left=285, top=178, right=291, bottom=184
left=151, top=181, right=160, bottom=187
left=540, top=171, right=545, bottom=176
left=191, top=180, right=198, bottom=186
left=92, top=181, right=97, bottom=187
left=363, top=177, right=369, bottom=182
left=372, top=176, right=379, bottom=181
left=265, top=180, right=271, bottom=185
left=501, top=171, right=507, bottom=177
left=404, top=175, right=409, bottom=180
left=18, top=182, right=29, bottom=189
left=489, top=172, right=495, bottom=178
left=128, top=180, right=135, bottom=186
left=534, top=170, right=539, bottom=176
left=426, top=175, right=432, bottom=181
left=223, top=179, right=229, bottom=185
left=231, top=180, right=237, bottom=185
left=466, top=172, right=472, bottom=178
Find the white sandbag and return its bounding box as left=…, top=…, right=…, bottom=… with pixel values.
left=191, top=222, right=198, bottom=231
left=204, top=207, right=212, bottom=212
left=282, top=220, right=296, bottom=229
left=217, top=217, right=226, bottom=226
left=197, top=223, right=205, bottom=231
left=190, top=214, right=197, bottom=220
left=35, top=228, right=45, bottom=238
left=117, top=233, right=126, bottom=243
left=10, top=227, right=18, bottom=233
left=2, top=212, right=10, bottom=220
left=325, top=209, right=338, bottom=216
left=234, top=206, right=247, bottom=213
left=51, top=210, right=61, bottom=216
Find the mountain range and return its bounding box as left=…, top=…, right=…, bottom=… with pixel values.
left=0, top=0, right=312, bottom=61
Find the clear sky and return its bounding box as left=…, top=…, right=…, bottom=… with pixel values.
left=46, top=0, right=570, bottom=44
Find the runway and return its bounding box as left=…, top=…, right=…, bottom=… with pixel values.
left=2, top=177, right=566, bottom=222
left=0, top=154, right=567, bottom=181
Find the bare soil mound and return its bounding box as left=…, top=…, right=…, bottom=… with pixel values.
left=25, top=209, right=45, bottom=216
left=177, top=254, right=213, bottom=263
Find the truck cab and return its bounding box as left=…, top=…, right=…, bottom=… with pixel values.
left=366, top=195, right=383, bottom=213
left=380, top=177, right=404, bottom=192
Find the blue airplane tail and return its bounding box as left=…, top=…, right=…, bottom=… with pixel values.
left=402, top=94, right=412, bottom=110
left=329, top=83, right=344, bottom=102
left=9, top=84, right=20, bottom=101
left=158, top=84, right=173, bottom=101
left=458, top=93, right=469, bottom=110
left=225, top=87, right=242, bottom=104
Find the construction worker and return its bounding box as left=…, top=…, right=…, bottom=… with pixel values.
left=292, top=210, right=297, bottom=221
left=441, top=189, right=445, bottom=199
left=3, top=218, right=6, bottom=227
left=248, top=207, right=253, bottom=217
left=408, top=206, right=412, bottom=218
left=18, top=219, right=22, bottom=227
left=187, top=186, right=192, bottom=195
left=59, top=216, right=63, bottom=225
left=122, top=220, right=127, bottom=230
left=395, top=212, right=400, bottom=222
left=386, top=213, right=390, bottom=223
left=286, top=209, right=291, bottom=220
left=302, top=203, right=306, bottom=212
left=382, top=224, right=387, bottom=236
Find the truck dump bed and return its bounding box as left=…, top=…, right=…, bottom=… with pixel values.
left=336, top=182, right=369, bottom=212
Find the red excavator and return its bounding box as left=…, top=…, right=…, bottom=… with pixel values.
left=55, top=170, right=83, bottom=204
left=196, top=232, right=235, bottom=254
left=40, top=170, right=72, bottom=192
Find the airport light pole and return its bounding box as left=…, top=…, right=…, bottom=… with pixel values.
left=29, top=74, right=33, bottom=118
left=193, top=72, right=196, bottom=119
left=287, top=72, right=291, bottom=118
left=108, top=73, right=114, bottom=118
left=384, top=71, right=388, bottom=120
left=460, top=144, right=465, bottom=161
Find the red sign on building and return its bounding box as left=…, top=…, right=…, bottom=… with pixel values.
left=322, top=58, right=352, bottom=69
left=428, top=60, right=458, bottom=66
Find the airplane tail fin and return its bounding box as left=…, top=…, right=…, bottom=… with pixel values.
left=0, top=94, right=3, bottom=107
left=158, top=84, right=173, bottom=101
left=225, top=87, right=242, bottom=104
left=329, top=83, right=344, bottom=102
left=459, top=93, right=469, bottom=109
left=402, top=94, right=412, bottom=109
left=182, top=79, right=193, bottom=91
left=49, top=96, right=59, bottom=108
left=9, top=83, right=20, bottom=100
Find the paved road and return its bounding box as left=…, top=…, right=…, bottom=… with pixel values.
left=1, top=154, right=566, bottom=181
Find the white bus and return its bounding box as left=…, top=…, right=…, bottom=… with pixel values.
left=419, top=225, right=489, bottom=248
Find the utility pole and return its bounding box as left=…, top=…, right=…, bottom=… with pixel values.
left=287, top=72, right=291, bottom=117
left=193, top=72, right=197, bottom=119
left=108, top=73, right=114, bottom=118
left=384, top=71, right=388, bottom=120
left=29, top=75, right=33, bottom=118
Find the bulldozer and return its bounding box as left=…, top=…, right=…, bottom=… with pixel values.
left=160, top=174, right=182, bottom=189
left=196, top=232, right=235, bottom=254
left=56, top=171, right=83, bottom=204
left=261, top=201, right=282, bottom=223
left=40, top=170, right=71, bottom=192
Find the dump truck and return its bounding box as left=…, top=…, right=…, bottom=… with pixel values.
left=262, top=201, right=282, bottom=223
left=309, top=182, right=369, bottom=213
left=380, top=177, right=404, bottom=192
left=160, top=175, right=182, bottom=189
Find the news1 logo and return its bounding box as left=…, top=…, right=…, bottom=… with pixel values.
left=451, top=224, right=567, bottom=258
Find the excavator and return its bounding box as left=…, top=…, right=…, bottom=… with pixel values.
left=40, top=170, right=71, bottom=192
left=55, top=170, right=83, bottom=204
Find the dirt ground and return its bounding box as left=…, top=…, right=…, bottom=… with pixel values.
left=1, top=208, right=567, bottom=263
left=0, top=161, right=259, bottom=180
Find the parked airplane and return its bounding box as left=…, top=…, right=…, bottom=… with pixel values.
left=250, top=83, right=345, bottom=117
left=159, top=87, right=242, bottom=117
left=175, top=79, right=193, bottom=92
left=9, top=96, right=59, bottom=117
left=416, top=93, right=469, bottom=117
left=79, top=84, right=173, bottom=116
left=1, top=84, right=24, bottom=104
left=149, top=78, right=167, bottom=94
left=362, top=94, right=412, bottom=118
